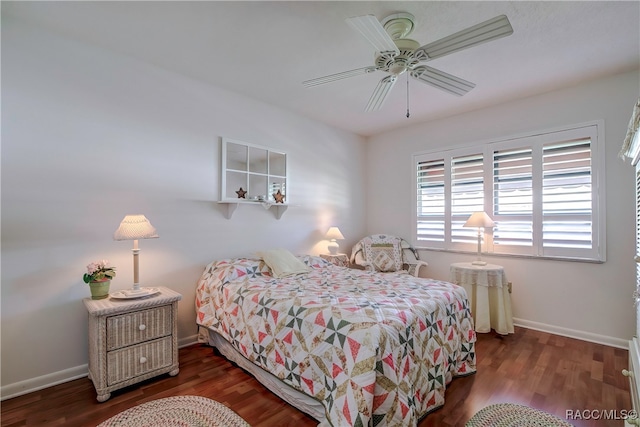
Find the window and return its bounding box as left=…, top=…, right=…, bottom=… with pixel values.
left=414, top=122, right=605, bottom=262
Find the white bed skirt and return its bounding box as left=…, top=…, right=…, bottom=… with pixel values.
left=199, top=327, right=330, bottom=427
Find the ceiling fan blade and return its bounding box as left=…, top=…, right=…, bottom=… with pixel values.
left=303, top=66, right=378, bottom=87
left=411, top=66, right=475, bottom=96
left=346, top=15, right=400, bottom=55
left=365, top=75, right=398, bottom=112
left=414, top=15, right=513, bottom=61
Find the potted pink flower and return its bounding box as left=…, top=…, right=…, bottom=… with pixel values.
left=84, top=260, right=116, bottom=300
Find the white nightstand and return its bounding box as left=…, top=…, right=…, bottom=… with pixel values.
left=450, top=262, right=514, bottom=335
left=83, top=286, right=182, bottom=402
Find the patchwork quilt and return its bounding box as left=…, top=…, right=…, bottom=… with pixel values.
left=195, top=256, right=476, bottom=427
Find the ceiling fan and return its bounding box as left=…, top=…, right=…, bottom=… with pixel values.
left=303, top=12, right=514, bottom=113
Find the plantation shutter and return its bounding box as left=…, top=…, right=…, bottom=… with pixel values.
left=416, top=158, right=446, bottom=244
left=542, top=138, right=592, bottom=250
left=451, top=153, right=484, bottom=243
left=492, top=146, right=534, bottom=250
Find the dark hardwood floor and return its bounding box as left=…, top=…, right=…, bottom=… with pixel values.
left=1, top=327, right=631, bottom=427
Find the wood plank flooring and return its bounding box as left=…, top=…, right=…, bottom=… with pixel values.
left=1, top=327, right=631, bottom=427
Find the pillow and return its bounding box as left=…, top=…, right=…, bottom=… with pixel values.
left=257, top=249, right=311, bottom=278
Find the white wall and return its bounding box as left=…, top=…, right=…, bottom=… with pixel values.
left=0, top=17, right=367, bottom=396
left=366, top=70, right=640, bottom=345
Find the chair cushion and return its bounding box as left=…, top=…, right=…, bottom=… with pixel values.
left=362, top=236, right=403, bottom=272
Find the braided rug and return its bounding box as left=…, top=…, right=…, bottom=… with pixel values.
left=466, top=403, right=574, bottom=427
left=97, top=395, right=250, bottom=427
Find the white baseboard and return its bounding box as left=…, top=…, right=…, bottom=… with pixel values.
left=178, top=334, right=199, bottom=348
left=1, top=335, right=201, bottom=402
left=1, top=364, right=88, bottom=401
left=514, top=317, right=629, bottom=349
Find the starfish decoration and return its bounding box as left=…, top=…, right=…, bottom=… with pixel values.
left=273, top=190, right=285, bottom=203
left=236, top=187, right=247, bottom=198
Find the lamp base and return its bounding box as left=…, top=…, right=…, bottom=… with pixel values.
left=472, top=260, right=488, bottom=266
left=124, top=283, right=148, bottom=296
left=328, top=241, right=339, bottom=255
left=123, top=286, right=157, bottom=297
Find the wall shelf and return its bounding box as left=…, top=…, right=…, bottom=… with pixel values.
left=220, top=138, right=288, bottom=217
left=218, top=201, right=288, bottom=219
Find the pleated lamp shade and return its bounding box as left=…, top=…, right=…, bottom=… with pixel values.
left=114, top=215, right=159, bottom=240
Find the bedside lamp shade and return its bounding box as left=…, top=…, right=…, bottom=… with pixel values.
left=463, top=212, right=495, bottom=266
left=326, top=226, right=345, bottom=255
left=114, top=215, right=158, bottom=292
left=114, top=215, right=158, bottom=241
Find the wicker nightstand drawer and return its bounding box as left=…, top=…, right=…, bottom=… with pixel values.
left=84, top=287, right=182, bottom=402
left=107, top=336, right=172, bottom=385
left=107, top=305, right=172, bottom=350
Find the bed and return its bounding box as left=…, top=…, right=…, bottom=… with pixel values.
left=195, top=254, right=476, bottom=427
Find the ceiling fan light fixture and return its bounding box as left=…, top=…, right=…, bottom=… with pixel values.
left=389, top=59, right=409, bottom=76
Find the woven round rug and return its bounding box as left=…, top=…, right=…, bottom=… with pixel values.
left=466, top=403, right=573, bottom=427
left=97, top=395, right=250, bottom=427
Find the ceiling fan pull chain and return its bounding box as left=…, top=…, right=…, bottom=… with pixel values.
left=406, top=72, right=410, bottom=118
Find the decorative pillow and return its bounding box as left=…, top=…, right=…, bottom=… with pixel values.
left=362, top=237, right=403, bottom=272
left=257, top=249, right=311, bottom=278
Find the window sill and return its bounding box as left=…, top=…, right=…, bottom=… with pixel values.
left=414, top=246, right=605, bottom=264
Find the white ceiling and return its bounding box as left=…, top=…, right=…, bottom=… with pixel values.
left=4, top=1, right=639, bottom=137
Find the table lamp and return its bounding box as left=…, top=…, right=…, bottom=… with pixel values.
left=325, top=227, right=345, bottom=255
left=463, top=211, right=495, bottom=266
left=113, top=214, right=159, bottom=294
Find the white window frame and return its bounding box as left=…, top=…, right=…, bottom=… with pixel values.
left=412, top=121, right=606, bottom=262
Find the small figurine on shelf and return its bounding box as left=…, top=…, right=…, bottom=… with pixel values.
left=273, top=190, right=285, bottom=203
left=236, top=187, right=247, bottom=198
